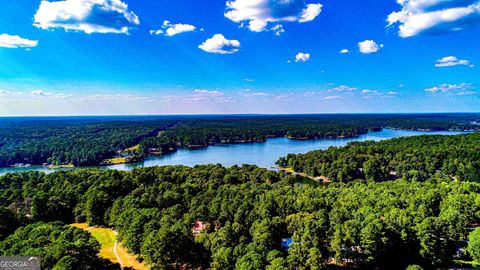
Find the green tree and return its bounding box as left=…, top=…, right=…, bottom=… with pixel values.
left=405, top=265, right=423, bottom=270
left=0, top=207, right=18, bottom=240
left=467, top=228, right=480, bottom=262
left=141, top=219, right=192, bottom=270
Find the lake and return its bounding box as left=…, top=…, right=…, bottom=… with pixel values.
left=0, top=129, right=467, bottom=175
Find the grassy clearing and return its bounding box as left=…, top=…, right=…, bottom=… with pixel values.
left=102, top=157, right=128, bottom=165
left=273, top=166, right=295, bottom=173
left=92, top=227, right=117, bottom=263
left=71, top=223, right=90, bottom=229
left=116, top=244, right=149, bottom=270
left=126, top=144, right=140, bottom=152
left=46, top=164, right=75, bottom=169
left=71, top=223, right=148, bottom=270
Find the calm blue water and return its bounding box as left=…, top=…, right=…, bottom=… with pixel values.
left=0, top=129, right=467, bottom=175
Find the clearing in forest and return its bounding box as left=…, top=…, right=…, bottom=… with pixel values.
left=71, top=223, right=148, bottom=270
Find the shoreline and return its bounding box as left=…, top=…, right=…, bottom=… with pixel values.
left=0, top=128, right=473, bottom=172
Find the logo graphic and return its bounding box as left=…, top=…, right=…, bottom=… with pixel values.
left=0, top=256, right=41, bottom=270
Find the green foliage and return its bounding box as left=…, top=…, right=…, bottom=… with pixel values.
left=2, top=114, right=477, bottom=168
left=0, top=222, right=107, bottom=270
left=141, top=218, right=193, bottom=270
left=0, top=138, right=479, bottom=269
left=406, top=265, right=423, bottom=270
left=0, top=206, right=17, bottom=240
left=0, top=117, right=176, bottom=166
left=142, top=114, right=480, bottom=152
left=281, top=133, right=480, bottom=182
left=467, top=228, right=480, bottom=262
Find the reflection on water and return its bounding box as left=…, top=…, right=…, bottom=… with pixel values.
left=0, top=129, right=467, bottom=175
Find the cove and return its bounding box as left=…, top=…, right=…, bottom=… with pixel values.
left=0, top=129, right=467, bottom=176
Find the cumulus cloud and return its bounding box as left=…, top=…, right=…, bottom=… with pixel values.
left=34, top=0, right=140, bottom=34
left=388, top=91, right=398, bottom=95
left=387, top=0, right=480, bottom=38
left=326, top=85, right=357, bottom=92
left=340, top=49, right=349, bottom=54
left=0, top=34, right=38, bottom=48
left=271, top=24, right=285, bottom=36
left=358, top=40, right=383, bottom=54
left=435, top=56, right=474, bottom=67
left=361, top=89, right=378, bottom=94
left=224, top=0, right=322, bottom=33
left=295, top=52, right=311, bottom=62
left=150, top=20, right=197, bottom=36
left=425, top=83, right=475, bottom=95
left=199, top=34, right=241, bottom=54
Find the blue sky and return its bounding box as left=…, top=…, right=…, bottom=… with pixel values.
left=0, top=0, right=479, bottom=115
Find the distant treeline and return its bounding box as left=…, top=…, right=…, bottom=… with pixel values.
left=1, top=114, right=480, bottom=167
left=0, top=163, right=479, bottom=269
left=0, top=118, right=177, bottom=167
left=140, top=114, right=480, bottom=150
left=278, top=132, right=480, bottom=183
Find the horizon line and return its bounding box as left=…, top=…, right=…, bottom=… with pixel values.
left=0, top=112, right=480, bottom=118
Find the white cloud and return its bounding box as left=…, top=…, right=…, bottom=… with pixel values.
left=300, top=3, right=323, bottom=22
left=425, top=83, right=475, bottom=95
left=151, top=90, right=232, bottom=103
left=242, top=92, right=268, bottom=97
left=361, top=89, right=378, bottom=94
left=31, top=90, right=74, bottom=99
left=326, top=85, right=357, bottom=92
left=324, top=95, right=342, bottom=100
left=150, top=20, right=197, bottom=37
left=435, top=56, right=474, bottom=67
left=225, top=0, right=322, bottom=33
left=387, top=0, right=480, bottom=38
left=295, top=52, right=311, bottom=62
left=199, top=34, right=241, bottom=54
left=194, top=89, right=223, bottom=96
left=340, top=49, right=349, bottom=54
left=388, top=91, right=398, bottom=95
left=0, top=34, right=38, bottom=48
left=271, top=24, right=285, bottom=36
left=84, top=93, right=152, bottom=102
left=358, top=40, right=383, bottom=54
left=34, top=0, right=140, bottom=34
left=181, top=89, right=234, bottom=103
left=31, top=90, right=52, bottom=97
left=150, top=30, right=163, bottom=35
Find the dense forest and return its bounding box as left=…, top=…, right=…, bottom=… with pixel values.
left=0, top=161, right=479, bottom=269
left=0, top=117, right=178, bottom=167
left=277, top=132, right=480, bottom=183
left=2, top=114, right=478, bottom=168
left=141, top=114, right=480, bottom=150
